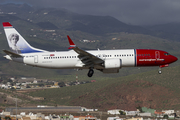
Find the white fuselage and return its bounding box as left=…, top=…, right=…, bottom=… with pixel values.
left=11, top=49, right=135, bottom=69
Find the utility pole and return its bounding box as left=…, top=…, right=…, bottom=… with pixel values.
left=76, top=74, right=78, bottom=82
left=16, top=96, right=17, bottom=120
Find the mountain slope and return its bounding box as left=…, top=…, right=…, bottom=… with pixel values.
left=27, top=65, right=180, bottom=111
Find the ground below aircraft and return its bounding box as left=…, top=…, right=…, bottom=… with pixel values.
left=2, top=22, right=178, bottom=77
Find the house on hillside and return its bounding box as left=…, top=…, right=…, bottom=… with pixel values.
left=108, top=109, right=141, bottom=116
left=107, top=109, right=121, bottom=115
left=81, top=107, right=98, bottom=112
left=126, top=111, right=140, bottom=116
left=74, top=115, right=97, bottom=120
left=154, top=111, right=165, bottom=118
left=162, top=110, right=175, bottom=115
left=126, top=117, right=143, bottom=120
left=107, top=117, right=123, bottom=120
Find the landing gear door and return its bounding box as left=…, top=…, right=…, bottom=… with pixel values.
left=34, top=55, right=38, bottom=63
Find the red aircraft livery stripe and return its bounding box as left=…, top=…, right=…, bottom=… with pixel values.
left=136, top=49, right=165, bottom=66
left=2, top=22, right=13, bottom=27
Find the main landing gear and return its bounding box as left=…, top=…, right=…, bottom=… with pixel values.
left=87, top=68, right=94, bottom=77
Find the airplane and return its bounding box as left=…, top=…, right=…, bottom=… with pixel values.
left=2, top=22, right=178, bottom=77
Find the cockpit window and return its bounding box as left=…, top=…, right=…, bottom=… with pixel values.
left=164, top=53, right=170, bottom=56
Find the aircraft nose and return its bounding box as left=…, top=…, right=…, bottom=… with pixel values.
left=171, top=55, right=178, bottom=63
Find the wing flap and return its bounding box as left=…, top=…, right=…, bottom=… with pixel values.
left=74, top=47, right=104, bottom=65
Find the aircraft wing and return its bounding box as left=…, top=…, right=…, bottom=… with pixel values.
left=67, top=36, right=104, bottom=66
left=3, top=50, right=23, bottom=57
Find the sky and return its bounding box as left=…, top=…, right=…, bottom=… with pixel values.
left=1, top=0, right=180, bottom=25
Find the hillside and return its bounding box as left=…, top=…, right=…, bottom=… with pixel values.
left=146, top=22, right=180, bottom=42
left=26, top=65, right=180, bottom=111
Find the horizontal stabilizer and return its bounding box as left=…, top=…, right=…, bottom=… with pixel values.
left=3, top=49, right=23, bottom=57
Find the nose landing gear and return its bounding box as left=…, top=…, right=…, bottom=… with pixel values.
left=158, top=68, right=162, bottom=74
left=88, top=69, right=94, bottom=77
left=158, top=64, right=169, bottom=74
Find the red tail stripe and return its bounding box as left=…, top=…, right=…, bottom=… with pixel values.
left=2, top=22, right=13, bottom=27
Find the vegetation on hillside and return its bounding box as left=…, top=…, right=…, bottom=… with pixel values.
left=27, top=65, right=180, bottom=110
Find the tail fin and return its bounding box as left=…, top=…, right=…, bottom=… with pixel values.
left=2, top=22, right=47, bottom=54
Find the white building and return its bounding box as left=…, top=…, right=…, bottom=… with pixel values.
left=81, top=107, right=98, bottom=112
left=138, top=113, right=152, bottom=117
left=126, top=111, right=140, bottom=116
left=107, top=117, right=123, bottom=120
left=107, top=109, right=121, bottom=115
left=162, top=110, right=175, bottom=115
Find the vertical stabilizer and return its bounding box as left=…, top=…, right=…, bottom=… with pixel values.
left=2, top=22, right=47, bottom=54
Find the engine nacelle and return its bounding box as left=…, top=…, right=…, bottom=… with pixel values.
left=104, top=59, right=122, bottom=69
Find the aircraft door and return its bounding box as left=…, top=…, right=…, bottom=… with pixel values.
left=155, top=51, right=160, bottom=59
left=34, top=55, right=38, bottom=63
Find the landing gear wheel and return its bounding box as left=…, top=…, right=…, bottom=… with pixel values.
left=158, top=67, right=162, bottom=74
left=88, top=69, right=94, bottom=77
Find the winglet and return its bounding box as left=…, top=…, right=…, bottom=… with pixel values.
left=67, top=35, right=76, bottom=49
left=2, top=22, right=13, bottom=28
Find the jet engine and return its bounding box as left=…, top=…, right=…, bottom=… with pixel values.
left=104, top=59, right=122, bottom=69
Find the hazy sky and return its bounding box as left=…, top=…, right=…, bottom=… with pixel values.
left=1, top=0, right=180, bottom=25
